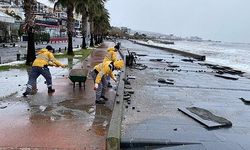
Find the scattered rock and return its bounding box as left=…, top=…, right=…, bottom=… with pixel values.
left=39, top=105, right=47, bottom=112
left=124, top=92, right=131, bottom=97
left=127, top=75, right=136, bottom=79
left=123, top=78, right=131, bottom=85
left=124, top=85, right=132, bottom=89
left=124, top=95, right=131, bottom=100
left=124, top=89, right=134, bottom=94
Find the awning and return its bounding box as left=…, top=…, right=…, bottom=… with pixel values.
left=0, top=11, right=15, bottom=23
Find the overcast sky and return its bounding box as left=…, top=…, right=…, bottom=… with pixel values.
left=105, top=0, right=250, bottom=43
left=38, top=0, right=250, bottom=43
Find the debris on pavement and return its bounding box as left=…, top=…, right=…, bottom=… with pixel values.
left=239, top=97, right=250, bottom=104
left=127, top=75, right=136, bottom=79
left=178, top=107, right=232, bottom=129
left=0, top=106, right=7, bottom=109
left=181, top=58, right=195, bottom=63
left=149, top=58, right=163, bottom=62
left=158, top=78, right=174, bottom=85
left=39, top=105, right=47, bottom=112
left=214, top=74, right=238, bottom=80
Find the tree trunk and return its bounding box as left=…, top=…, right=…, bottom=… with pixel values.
left=81, top=35, right=86, bottom=49
left=81, top=14, right=87, bottom=49
left=100, top=35, right=103, bottom=43
left=26, top=27, right=35, bottom=65
left=90, top=33, right=94, bottom=47
left=67, top=34, right=73, bottom=55
left=94, top=35, right=98, bottom=45
left=66, top=3, right=74, bottom=55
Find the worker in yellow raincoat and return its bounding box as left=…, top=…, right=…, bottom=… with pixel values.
left=89, top=59, right=124, bottom=104
left=103, top=44, right=120, bottom=88
left=103, top=47, right=118, bottom=62
left=23, top=45, right=66, bottom=97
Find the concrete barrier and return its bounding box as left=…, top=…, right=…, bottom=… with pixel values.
left=134, top=41, right=206, bottom=61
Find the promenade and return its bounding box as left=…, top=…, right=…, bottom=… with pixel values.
left=1, top=39, right=250, bottom=150
left=0, top=42, right=117, bottom=149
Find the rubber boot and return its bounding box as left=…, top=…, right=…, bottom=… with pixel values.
left=48, top=87, right=55, bottom=93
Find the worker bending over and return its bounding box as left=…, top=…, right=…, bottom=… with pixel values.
left=103, top=45, right=120, bottom=87
left=90, top=59, right=124, bottom=104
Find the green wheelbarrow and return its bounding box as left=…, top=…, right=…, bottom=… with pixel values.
left=69, top=69, right=88, bottom=90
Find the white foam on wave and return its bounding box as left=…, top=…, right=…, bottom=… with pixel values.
left=157, top=41, right=250, bottom=74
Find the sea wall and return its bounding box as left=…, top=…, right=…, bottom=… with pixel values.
left=132, top=40, right=206, bottom=61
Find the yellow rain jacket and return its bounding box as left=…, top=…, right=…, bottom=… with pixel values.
left=32, top=48, right=64, bottom=67
left=94, top=61, right=115, bottom=84
left=103, top=48, right=117, bottom=63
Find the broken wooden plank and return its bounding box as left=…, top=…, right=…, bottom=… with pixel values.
left=149, top=59, right=163, bottom=62
left=178, top=107, right=232, bottom=129
left=214, top=74, right=238, bottom=80
left=158, top=78, right=174, bottom=85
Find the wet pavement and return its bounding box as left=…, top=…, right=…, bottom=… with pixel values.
left=0, top=42, right=117, bottom=149
left=120, top=40, right=250, bottom=150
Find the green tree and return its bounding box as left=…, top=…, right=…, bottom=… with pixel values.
left=93, top=7, right=110, bottom=44
left=88, top=0, right=108, bottom=47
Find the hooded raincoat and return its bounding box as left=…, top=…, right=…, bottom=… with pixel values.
left=32, top=48, right=64, bottom=67
left=103, top=48, right=117, bottom=63
left=93, top=60, right=116, bottom=84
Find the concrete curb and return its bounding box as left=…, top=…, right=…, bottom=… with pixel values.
left=106, top=51, right=126, bottom=150
left=132, top=40, right=206, bottom=61
left=106, top=66, right=125, bottom=150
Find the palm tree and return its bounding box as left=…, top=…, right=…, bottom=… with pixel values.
left=93, top=7, right=110, bottom=45
left=75, top=0, right=109, bottom=48
left=88, top=0, right=107, bottom=47
left=75, top=0, right=88, bottom=49
left=23, top=0, right=36, bottom=65
left=50, top=0, right=75, bottom=55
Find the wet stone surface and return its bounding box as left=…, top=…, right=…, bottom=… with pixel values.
left=0, top=42, right=117, bottom=149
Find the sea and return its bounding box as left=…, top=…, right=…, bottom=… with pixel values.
left=151, top=40, right=250, bottom=75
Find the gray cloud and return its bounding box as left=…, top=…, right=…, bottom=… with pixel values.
left=106, top=0, right=250, bottom=43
